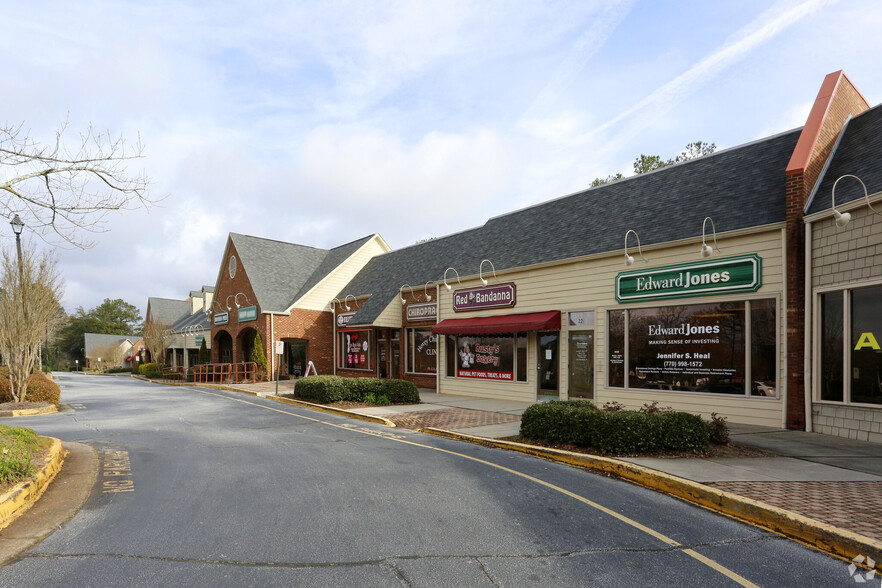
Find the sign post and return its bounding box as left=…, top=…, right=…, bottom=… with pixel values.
left=274, top=340, right=284, bottom=395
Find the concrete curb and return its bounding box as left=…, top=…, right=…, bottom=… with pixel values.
left=0, top=437, right=66, bottom=531
left=0, top=405, right=58, bottom=418
left=132, top=376, right=395, bottom=426
left=268, top=395, right=397, bottom=428
left=419, top=427, right=882, bottom=572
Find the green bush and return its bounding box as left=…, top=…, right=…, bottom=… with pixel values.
left=293, top=376, right=420, bottom=404
left=707, top=412, right=730, bottom=445
left=520, top=400, right=709, bottom=454
left=0, top=424, right=48, bottom=484
left=139, top=363, right=163, bottom=378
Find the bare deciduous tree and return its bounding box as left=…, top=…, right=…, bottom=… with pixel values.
left=0, top=246, right=64, bottom=402
left=142, top=319, right=171, bottom=366
left=0, top=121, right=153, bottom=249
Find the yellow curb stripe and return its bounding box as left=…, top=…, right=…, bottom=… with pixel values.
left=191, top=388, right=757, bottom=586
left=420, top=428, right=882, bottom=573
left=0, top=405, right=58, bottom=417
left=0, top=437, right=66, bottom=531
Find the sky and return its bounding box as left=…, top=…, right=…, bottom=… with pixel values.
left=1, top=0, right=880, bottom=316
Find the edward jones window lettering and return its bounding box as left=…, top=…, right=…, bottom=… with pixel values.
left=608, top=299, right=777, bottom=396
left=338, top=329, right=371, bottom=370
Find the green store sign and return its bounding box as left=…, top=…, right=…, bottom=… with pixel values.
left=616, top=254, right=762, bottom=303
left=238, top=305, right=258, bottom=322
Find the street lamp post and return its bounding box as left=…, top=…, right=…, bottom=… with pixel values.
left=10, top=215, right=24, bottom=278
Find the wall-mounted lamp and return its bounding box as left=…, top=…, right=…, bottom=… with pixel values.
left=234, top=293, right=250, bottom=308
left=329, top=298, right=342, bottom=312
left=225, top=295, right=234, bottom=312
left=423, top=281, right=433, bottom=302
left=344, top=294, right=358, bottom=311
left=830, top=174, right=873, bottom=228
left=479, top=259, right=497, bottom=286
left=700, top=217, right=721, bottom=258
left=624, top=230, right=646, bottom=266
left=443, top=267, right=461, bottom=291
left=399, top=284, right=414, bottom=305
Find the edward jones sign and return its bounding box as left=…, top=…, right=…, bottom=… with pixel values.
left=453, top=283, right=516, bottom=312
left=616, top=254, right=762, bottom=302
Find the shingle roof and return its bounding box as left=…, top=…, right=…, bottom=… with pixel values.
left=171, top=310, right=210, bottom=332
left=339, top=128, right=801, bottom=324
left=230, top=233, right=376, bottom=312
left=806, top=103, right=882, bottom=215
left=147, top=297, right=191, bottom=325
left=84, top=333, right=138, bottom=357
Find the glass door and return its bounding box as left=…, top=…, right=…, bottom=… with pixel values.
left=287, top=340, right=308, bottom=377
left=537, top=332, right=559, bottom=401
left=568, top=331, right=594, bottom=400
left=378, top=330, right=389, bottom=378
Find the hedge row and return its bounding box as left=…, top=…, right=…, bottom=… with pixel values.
left=0, top=372, right=61, bottom=406
left=293, top=376, right=420, bottom=404
left=520, top=400, right=709, bottom=454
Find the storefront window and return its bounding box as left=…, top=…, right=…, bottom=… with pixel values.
left=337, top=329, right=371, bottom=370
left=608, top=310, right=625, bottom=388
left=750, top=299, right=777, bottom=397
left=851, top=286, right=882, bottom=405
left=516, top=332, right=527, bottom=382
left=444, top=333, right=527, bottom=382
left=407, top=329, right=437, bottom=374
left=820, top=291, right=844, bottom=402
left=608, top=299, right=776, bottom=396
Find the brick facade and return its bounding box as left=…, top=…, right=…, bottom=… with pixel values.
left=783, top=71, right=870, bottom=429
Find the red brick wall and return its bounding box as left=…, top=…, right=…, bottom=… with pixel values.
left=211, top=240, right=263, bottom=364
left=783, top=73, right=870, bottom=429
left=271, top=309, right=334, bottom=376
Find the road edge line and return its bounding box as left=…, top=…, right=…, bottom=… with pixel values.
left=418, top=427, right=882, bottom=571
left=267, top=395, right=397, bottom=428
left=0, top=437, right=66, bottom=531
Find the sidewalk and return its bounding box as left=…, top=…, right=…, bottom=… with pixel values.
left=225, top=382, right=882, bottom=543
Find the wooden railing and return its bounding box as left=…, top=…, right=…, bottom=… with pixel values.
left=191, top=362, right=258, bottom=385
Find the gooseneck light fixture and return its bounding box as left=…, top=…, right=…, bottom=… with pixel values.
left=234, top=293, right=250, bottom=308
left=344, top=294, right=358, bottom=311
left=423, top=281, right=433, bottom=302
left=830, top=174, right=876, bottom=228
left=225, top=295, right=234, bottom=312
left=624, top=230, right=646, bottom=266
left=479, top=259, right=497, bottom=286
left=700, top=217, right=721, bottom=258
left=399, top=284, right=415, bottom=305
left=443, top=267, right=461, bottom=291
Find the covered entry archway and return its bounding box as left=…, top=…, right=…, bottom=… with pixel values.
left=214, top=330, right=233, bottom=364
left=237, top=327, right=258, bottom=363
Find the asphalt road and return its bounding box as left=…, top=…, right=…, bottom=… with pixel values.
left=0, top=373, right=858, bottom=587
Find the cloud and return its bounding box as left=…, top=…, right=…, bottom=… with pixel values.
left=575, top=0, right=837, bottom=151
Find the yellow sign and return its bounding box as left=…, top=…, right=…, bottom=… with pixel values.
left=854, top=332, right=881, bottom=351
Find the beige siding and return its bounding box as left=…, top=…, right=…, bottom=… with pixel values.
left=295, top=236, right=390, bottom=311
left=811, top=207, right=882, bottom=289
left=437, top=229, right=786, bottom=426
left=371, top=297, right=402, bottom=328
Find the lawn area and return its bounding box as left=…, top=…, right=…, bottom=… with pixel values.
left=0, top=424, right=52, bottom=488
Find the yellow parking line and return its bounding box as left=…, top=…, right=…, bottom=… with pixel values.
left=195, top=388, right=758, bottom=587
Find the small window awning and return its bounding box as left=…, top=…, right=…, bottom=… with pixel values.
left=432, top=310, right=560, bottom=335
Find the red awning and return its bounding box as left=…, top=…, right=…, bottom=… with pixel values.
left=432, top=310, right=560, bottom=335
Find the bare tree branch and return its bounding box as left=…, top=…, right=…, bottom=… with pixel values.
left=0, top=120, right=155, bottom=249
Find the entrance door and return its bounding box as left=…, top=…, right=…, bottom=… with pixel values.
left=287, top=340, right=308, bottom=377
left=568, top=331, right=594, bottom=400
left=537, top=332, right=559, bottom=401
left=391, top=338, right=400, bottom=379
left=378, top=339, right=388, bottom=378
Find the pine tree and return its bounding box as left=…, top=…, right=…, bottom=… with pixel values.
left=198, top=338, right=210, bottom=364
left=251, top=333, right=268, bottom=370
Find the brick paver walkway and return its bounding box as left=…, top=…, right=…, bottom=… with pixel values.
left=385, top=408, right=520, bottom=431
left=708, top=481, right=882, bottom=541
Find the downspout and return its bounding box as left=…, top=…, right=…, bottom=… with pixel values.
left=804, top=221, right=813, bottom=432
left=331, top=303, right=337, bottom=376
left=270, top=313, right=275, bottom=381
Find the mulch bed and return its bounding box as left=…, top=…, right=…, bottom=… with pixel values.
left=500, top=435, right=777, bottom=459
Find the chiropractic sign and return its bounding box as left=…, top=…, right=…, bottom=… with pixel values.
left=453, top=282, right=516, bottom=312
left=615, top=255, right=761, bottom=303
left=405, top=302, right=437, bottom=322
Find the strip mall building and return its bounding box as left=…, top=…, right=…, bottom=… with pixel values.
left=204, top=71, right=881, bottom=443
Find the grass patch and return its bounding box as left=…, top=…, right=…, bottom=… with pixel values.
left=0, top=424, right=51, bottom=485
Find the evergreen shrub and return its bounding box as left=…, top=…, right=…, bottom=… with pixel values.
left=519, top=400, right=709, bottom=454
left=293, top=376, right=420, bottom=404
